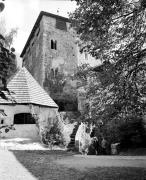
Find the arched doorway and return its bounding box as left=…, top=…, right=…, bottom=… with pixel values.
left=5, top=113, right=40, bottom=141
left=14, top=113, right=35, bottom=124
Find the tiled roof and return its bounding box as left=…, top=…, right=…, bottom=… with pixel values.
left=0, top=67, right=58, bottom=108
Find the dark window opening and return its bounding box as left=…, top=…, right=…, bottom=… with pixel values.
left=56, top=19, right=67, bottom=31
left=55, top=68, right=58, bottom=76
left=14, top=113, right=35, bottom=124
left=51, top=40, right=53, bottom=49
left=51, top=40, right=57, bottom=50
left=51, top=68, right=54, bottom=77
left=54, top=40, right=57, bottom=50
left=55, top=99, right=78, bottom=112
left=1, top=119, right=4, bottom=124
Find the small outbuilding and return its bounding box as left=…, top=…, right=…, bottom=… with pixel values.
left=0, top=67, right=58, bottom=140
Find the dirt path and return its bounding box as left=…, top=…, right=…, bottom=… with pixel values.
left=0, top=149, right=37, bottom=180
left=55, top=154, right=146, bottom=170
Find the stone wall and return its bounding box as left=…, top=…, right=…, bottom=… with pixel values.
left=22, top=19, right=44, bottom=86
left=41, top=15, right=78, bottom=110
left=21, top=13, right=98, bottom=112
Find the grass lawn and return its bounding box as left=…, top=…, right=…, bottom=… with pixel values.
left=12, top=150, right=146, bottom=180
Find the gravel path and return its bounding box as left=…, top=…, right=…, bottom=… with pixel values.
left=0, top=149, right=37, bottom=180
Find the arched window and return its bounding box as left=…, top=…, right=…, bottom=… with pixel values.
left=54, top=40, right=57, bottom=50
left=51, top=40, right=54, bottom=49
left=51, top=40, right=57, bottom=50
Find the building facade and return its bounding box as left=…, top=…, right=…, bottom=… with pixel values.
left=20, top=11, right=96, bottom=112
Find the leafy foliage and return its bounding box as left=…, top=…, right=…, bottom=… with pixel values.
left=40, top=120, right=63, bottom=147
left=0, top=40, right=17, bottom=90
left=0, top=124, right=15, bottom=134
left=0, top=27, right=17, bottom=93
left=71, top=0, right=146, bottom=144
left=119, top=116, right=146, bottom=148
left=44, top=70, right=78, bottom=111
left=0, top=19, right=18, bottom=50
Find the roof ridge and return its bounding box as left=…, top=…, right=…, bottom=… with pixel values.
left=22, top=68, right=31, bottom=103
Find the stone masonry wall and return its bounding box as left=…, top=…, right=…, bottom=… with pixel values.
left=41, top=16, right=78, bottom=111
left=22, top=13, right=97, bottom=112
left=23, top=19, right=44, bottom=86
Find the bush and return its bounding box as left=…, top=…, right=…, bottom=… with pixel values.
left=94, top=116, right=146, bottom=150
left=119, top=117, right=146, bottom=149
left=40, top=121, right=64, bottom=147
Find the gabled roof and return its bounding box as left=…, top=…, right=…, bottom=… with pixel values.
left=0, top=67, right=58, bottom=108
left=20, top=11, right=70, bottom=57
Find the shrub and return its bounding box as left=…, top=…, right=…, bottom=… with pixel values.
left=94, top=116, right=146, bottom=150
left=119, top=116, right=146, bottom=149
left=40, top=121, right=64, bottom=147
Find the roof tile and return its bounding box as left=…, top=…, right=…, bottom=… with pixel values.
left=3, top=67, right=58, bottom=108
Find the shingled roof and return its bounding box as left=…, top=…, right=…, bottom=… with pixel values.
left=0, top=67, right=58, bottom=108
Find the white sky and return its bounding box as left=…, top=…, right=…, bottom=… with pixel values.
left=0, top=0, right=77, bottom=54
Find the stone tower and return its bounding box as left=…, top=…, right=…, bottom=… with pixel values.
left=20, top=11, right=78, bottom=111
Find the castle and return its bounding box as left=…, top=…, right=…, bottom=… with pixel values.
left=20, top=11, right=96, bottom=113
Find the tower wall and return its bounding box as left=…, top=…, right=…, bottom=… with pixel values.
left=23, top=13, right=78, bottom=111
left=22, top=19, right=44, bottom=86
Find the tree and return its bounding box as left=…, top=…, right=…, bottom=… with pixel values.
left=71, top=0, right=146, bottom=143
left=0, top=19, right=17, bottom=49
left=0, top=19, right=17, bottom=94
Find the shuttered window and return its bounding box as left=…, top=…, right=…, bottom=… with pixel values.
left=56, top=19, right=67, bottom=31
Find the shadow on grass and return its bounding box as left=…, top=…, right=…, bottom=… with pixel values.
left=11, top=150, right=146, bottom=180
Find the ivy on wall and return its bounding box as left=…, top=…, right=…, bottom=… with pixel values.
left=43, top=69, right=78, bottom=111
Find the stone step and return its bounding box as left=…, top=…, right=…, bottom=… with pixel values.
left=67, top=144, right=75, bottom=148
left=70, top=134, right=76, bottom=138
left=67, top=123, right=80, bottom=150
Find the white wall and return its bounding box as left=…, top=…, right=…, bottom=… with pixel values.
left=0, top=104, right=58, bottom=140
left=0, top=124, right=40, bottom=141
left=0, top=104, right=31, bottom=124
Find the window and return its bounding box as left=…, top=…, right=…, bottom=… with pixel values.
left=51, top=68, right=54, bottom=77
left=55, top=68, right=58, bottom=76
left=56, top=19, right=67, bottom=31
left=51, top=40, right=57, bottom=50
left=55, top=40, right=57, bottom=50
